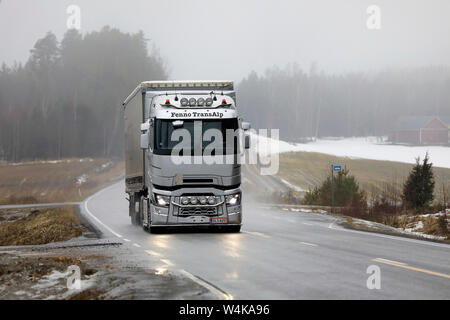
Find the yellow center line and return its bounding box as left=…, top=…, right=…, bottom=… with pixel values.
left=242, top=231, right=271, bottom=239
left=373, top=258, right=450, bottom=280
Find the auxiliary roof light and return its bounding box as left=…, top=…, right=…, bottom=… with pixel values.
left=197, top=98, right=205, bottom=106
left=205, top=98, right=213, bottom=106
left=180, top=98, right=189, bottom=106
left=189, top=98, right=197, bottom=106
left=222, top=98, right=227, bottom=104
left=165, top=99, right=170, bottom=105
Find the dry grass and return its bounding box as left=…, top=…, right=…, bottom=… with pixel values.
left=0, top=206, right=86, bottom=246
left=278, top=151, right=450, bottom=203
left=0, top=158, right=124, bottom=205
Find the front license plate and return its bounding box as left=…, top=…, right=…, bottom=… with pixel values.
left=210, top=217, right=228, bottom=224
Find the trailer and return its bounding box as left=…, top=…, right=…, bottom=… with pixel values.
left=122, top=81, right=250, bottom=233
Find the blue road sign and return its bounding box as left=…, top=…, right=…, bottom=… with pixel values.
left=333, top=165, right=342, bottom=172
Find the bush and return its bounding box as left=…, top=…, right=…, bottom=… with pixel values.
left=303, top=168, right=367, bottom=210
left=402, top=153, right=435, bottom=211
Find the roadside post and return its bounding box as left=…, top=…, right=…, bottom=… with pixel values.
left=331, top=165, right=342, bottom=214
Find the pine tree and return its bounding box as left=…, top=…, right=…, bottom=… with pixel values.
left=402, top=153, right=435, bottom=210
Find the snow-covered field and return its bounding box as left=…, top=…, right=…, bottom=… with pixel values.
left=252, top=134, right=450, bottom=169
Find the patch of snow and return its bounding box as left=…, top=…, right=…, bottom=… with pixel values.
left=251, top=134, right=450, bottom=168
left=76, top=174, right=88, bottom=186
left=32, top=270, right=70, bottom=290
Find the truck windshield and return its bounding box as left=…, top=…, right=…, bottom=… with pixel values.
left=154, top=119, right=239, bottom=155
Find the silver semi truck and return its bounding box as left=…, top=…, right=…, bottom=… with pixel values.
left=122, top=81, right=249, bottom=233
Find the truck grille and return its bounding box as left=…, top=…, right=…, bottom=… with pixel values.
left=179, top=207, right=217, bottom=216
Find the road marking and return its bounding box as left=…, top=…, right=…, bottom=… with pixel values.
left=160, top=258, right=174, bottom=266
left=82, top=183, right=233, bottom=301
left=123, top=238, right=131, bottom=242
left=84, top=199, right=123, bottom=239
left=300, top=242, right=318, bottom=247
left=328, top=219, right=337, bottom=229
left=373, top=258, right=407, bottom=266
left=133, top=243, right=141, bottom=248
left=242, top=231, right=271, bottom=239
left=373, top=258, right=450, bottom=279
left=302, top=222, right=314, bottom=226
left=145, top=250, right=161, bottom=257
left=180, top=269, right=233, bottom=300
left=328, top=220, right=450, bottom=249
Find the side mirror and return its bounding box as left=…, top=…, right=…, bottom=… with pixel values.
left=244, top=134, right=250, bottom=149
left=242, top=122, right=251, bottom=131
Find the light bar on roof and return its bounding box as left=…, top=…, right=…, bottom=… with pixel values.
left=140, top=80, right=234, bottom=90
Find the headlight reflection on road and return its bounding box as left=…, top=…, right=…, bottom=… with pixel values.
left=222, top=234, right=242, bottom=259
left=149, top=235, right=171, bottom=249
left=155, top=267, right=167, bottom=275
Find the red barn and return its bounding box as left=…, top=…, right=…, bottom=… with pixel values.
left=392, top=116, right=449, bottom=145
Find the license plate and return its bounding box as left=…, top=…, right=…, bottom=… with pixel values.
left=210, top=217, right=228, bottom=224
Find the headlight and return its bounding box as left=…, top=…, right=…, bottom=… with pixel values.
left=226, top=193, right=241, bottom=206
left=154, top=194, right=170, bottom=207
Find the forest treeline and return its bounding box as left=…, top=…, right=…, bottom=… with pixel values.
left=238, top=64, right=450, bottom=140
left=1, top=28, right=450, bottom=161
left=0, top=27, right=167, bottom=161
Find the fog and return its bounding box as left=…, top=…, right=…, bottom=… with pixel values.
left=1, top=1, right=450, bottom=161
left=1, top=0, right=450, bottom=80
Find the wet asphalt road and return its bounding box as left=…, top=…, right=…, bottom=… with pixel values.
left=81, top=181, right=450, bottom=299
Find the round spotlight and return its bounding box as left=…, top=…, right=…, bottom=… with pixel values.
left=199, top=196, right=207, bottom=205
left=180, top=98, right=189, bottom=106
left=189, top=98, right=197, bottom=106
left=208, top=196, right=216, bottom=205
left=181, top=197, right=189, bottom=205
left=205, top=98, right=213, bottom=106
left=197, top=98, right=205, bottom=106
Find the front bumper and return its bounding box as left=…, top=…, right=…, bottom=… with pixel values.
left=149, top=187, right=242, bottom=226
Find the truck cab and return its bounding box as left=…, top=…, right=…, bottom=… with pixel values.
left=123, top=81, right=249, bottom=233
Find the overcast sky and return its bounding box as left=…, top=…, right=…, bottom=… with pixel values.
left=1, top=0, right=449, bottom=81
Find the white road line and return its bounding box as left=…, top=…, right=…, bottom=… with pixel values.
left=179, top=269, right=233, bottom=300
left=82, top=183, right=233, bottom=301
left=160, top=258, right=174, bottom=266
left=84, top=199, right=123, bottom=239
left=302, top=222, right=314, bottom=226
left=328, top=219, right=337, bottom=229
left=373, top=258, right=407, bottom=266
left=328, top=222, right=450, bottom=249
left=146, top=250, right=161, bottom=257
left=123, top=238, right=131, bottom=242
left=300, top=242, right=318, bottom=247
left=133, top=243, right=141, bottom=248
